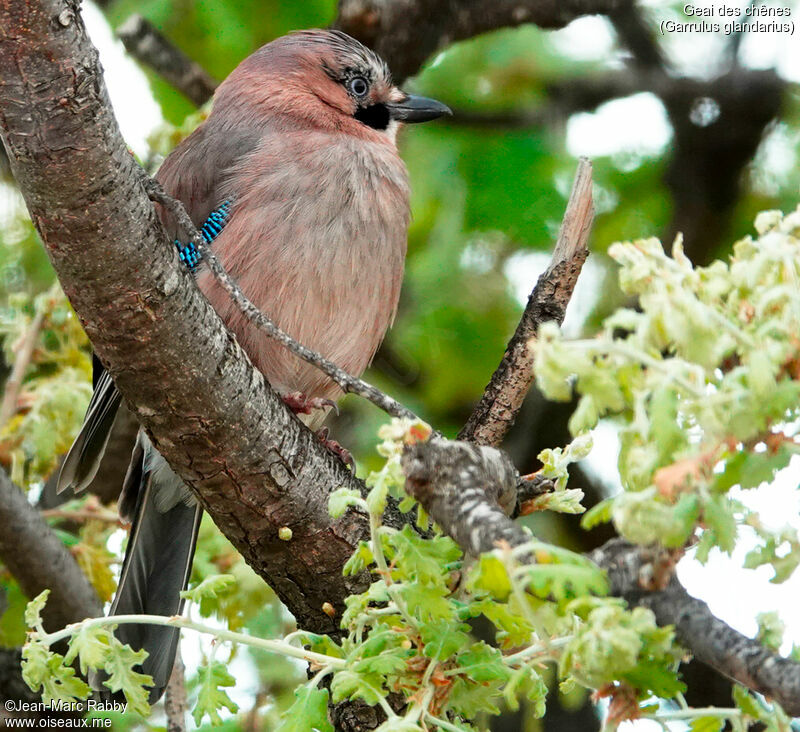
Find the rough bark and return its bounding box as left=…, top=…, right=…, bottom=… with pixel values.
left=458, top=159, right=592, bottom=447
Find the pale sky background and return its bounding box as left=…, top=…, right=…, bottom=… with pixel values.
left=5, top=0, right=800, bottom=728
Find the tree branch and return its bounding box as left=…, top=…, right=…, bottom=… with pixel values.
left=117, top=15, right=217, bottom=107
left=164, top=651, right=188, bottom=732
left=0, top=467, right=100, bottom=631
left=400, top=439, right=800, bottom=715
left=458, top=157, right=592, bottom=447
left=606, top=0, right=667, bottom=71
left=335, top=0, right=626, bottom=82
left=591, top=539, right=800, bottom=716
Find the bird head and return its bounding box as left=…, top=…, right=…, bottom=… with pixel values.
left=213, top=30, right=451, bottom=141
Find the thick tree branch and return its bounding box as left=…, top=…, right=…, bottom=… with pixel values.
left=335, top=0, right=626, bottom=82
left=0, top=0, right=375, bottom=637
left=117, top=15, right=217, bottom=107
left=458, top=157, right=592, bottom=447
left=400, top=439, right=800, bottom=715
left=0, top=467, right=100, bottom=631
left=403, top=439, right=523, bottom=555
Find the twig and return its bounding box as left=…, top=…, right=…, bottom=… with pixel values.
left=117, top=16, right=217, bottom=107
left=39, top=507, right=124, bottom=526
left=458, top=157, right=593, bottom=446
left=607, top=0, right=667, bottom=71
left=164, top=651, right=187, bottom=732
left=402, top=439, right=525, bottom=556
left=0, top=310, right=45, bottom=429
left=143, top=177, right=422, bottom=423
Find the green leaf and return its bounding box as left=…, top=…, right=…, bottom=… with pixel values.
left=24, top=590, right=49, bottom=628
left=445, top=676, right=504, bottom=718
left=101, top=641, right=153, bottom=717
left=0, top=580, right=30, bottom=646
left=703, top=495, right=737, bottom=554
left=22, top=640, right=91, bottom=704
left=420, top=620, right=470, bottom=661
left=64, top=625, right=113, bottom=676
left=690, top=716, right=725, bottom=732
left=622, top=660, right=685, bottom=698
left=329, top=488, right=364, bottom=518
left=343, top=541, right=375, bottom=577
left=192, top=661, right=239, bottom=727
left=455, top=642, right=510, bottom=683
left=581, top=498, right=614, bottom=530
left=387, top=525, right=460, bottom=585
left=330, top=669, right=387, bottom=706
left=276, top=686, right=334, bottom=732
left=468, top=554, right=512, bottom=601
left=301, top=633, right=345, bottom=660
left=181, top=574, right=236, bottom=605
left=525, top=563, right=608, bottom=602
left=470, top=599, right=534, bottom=647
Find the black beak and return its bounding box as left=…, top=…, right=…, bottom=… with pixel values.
left=387, top=94, right=452, bottom=123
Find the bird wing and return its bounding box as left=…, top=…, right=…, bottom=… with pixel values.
left=57, top=124, right=261, bottom=496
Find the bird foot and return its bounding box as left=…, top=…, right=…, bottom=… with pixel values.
left=282, top=391, right=338, bottom=416
left=316, top=427, right=355, bottom=472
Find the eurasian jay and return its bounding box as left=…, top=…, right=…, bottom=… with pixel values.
left=58, top=29, right=449, bottom=703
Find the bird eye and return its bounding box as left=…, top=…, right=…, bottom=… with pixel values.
left=348, top=77, right=369, bottom=98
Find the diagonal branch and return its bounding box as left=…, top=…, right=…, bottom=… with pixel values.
left=591, top=539, right=800, bottom=715
left=0, top=310, right=45, bottom=429
left=117, top=15, right=217, bottom=107
left=458, top=157, right=593, bottom=447
left=0, top=467, right=100, bottom=631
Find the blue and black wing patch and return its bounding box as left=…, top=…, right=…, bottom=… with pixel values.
left=174, top=199, right=232, bottom=270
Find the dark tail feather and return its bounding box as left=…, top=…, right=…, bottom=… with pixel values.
left=57, top=365, right=122, bottom=494
left=93, top=475, right=201, bottom=704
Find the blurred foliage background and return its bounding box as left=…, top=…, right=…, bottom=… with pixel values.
left=1, top=0, right=799, bottom=729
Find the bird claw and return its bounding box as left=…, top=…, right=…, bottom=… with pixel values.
left=316, top=427, right=355, bottom=472
left=282, top=391, right=339, bottom=416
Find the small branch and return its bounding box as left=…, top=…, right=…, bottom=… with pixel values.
left=607, top=0, right=667, bottom=71
left=0, top=310, right=45, bottom=428
left=164, top=651, right=187, bottom=732
left=401, top=439, right=526, bottom=556
left=591, top=539, right=800, bottom=716
left=514, top=473, right=556, bottom=516
left=0, top=467, right=100, bottom=631
left=144, top=178, right=423, bottom=424
left=117, top=15, right=217, bottom=107
left=41, top=613, right=346, bottom=670
left=458, top=158, right=593, bottom=447
left=336, top=0, right=626, bottom=82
